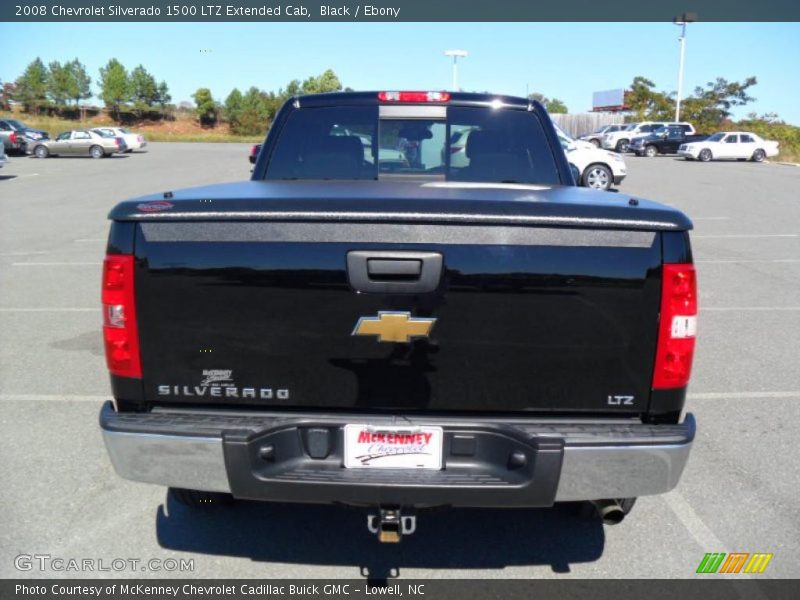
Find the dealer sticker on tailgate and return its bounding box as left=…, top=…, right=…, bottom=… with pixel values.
left=343, top=425, right=443, bottom=469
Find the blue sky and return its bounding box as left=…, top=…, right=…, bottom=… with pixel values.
left=2, top=22, right=799, bottom=123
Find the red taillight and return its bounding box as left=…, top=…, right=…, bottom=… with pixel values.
left=9, top=132, right=17, bottom=143
left=251, top=144, right=259, bottom=157
left=102, top=255, right=141, bottom=378
left=115, top=137, right=123, bottom=147
left=378, top=91, right=451, bottom=103
left=652, top=263, right=697, bottom=389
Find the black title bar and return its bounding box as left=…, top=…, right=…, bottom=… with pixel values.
left=3, top=0, right=800, bottom=22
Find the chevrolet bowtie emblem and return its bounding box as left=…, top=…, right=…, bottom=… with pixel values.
left=352, top=311, right=436, bottom=343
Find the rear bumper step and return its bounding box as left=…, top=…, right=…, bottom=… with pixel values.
left=100, top=402, right=695, bottom=507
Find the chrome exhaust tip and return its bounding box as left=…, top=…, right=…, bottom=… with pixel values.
left=593, top=499, right=627, bottom=525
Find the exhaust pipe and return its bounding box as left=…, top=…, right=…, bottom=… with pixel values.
left=592, top=499, right=626, bottom=525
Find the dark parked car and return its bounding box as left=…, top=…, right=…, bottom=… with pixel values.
left=100, top=91, right=697, bottom=542
left=249, top=143, right=262, bottom=164
left=0, top=118, right=49, bottom=154
left=630, top=125, right=708, bottom=157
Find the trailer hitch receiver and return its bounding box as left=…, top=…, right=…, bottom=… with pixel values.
left=367, top=507, right=417, bottom=543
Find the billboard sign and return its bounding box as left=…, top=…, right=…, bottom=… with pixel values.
left=592, top=89, right=629, bottom=112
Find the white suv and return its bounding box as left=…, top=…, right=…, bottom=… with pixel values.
left=554, top=124, right=627, bottom=191
left=602, top=122, right=694, bottom=153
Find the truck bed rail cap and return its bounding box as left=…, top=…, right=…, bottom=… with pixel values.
left=109, top=180, right=693, bottom=232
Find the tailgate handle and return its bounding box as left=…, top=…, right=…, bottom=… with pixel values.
left=347, top=251, right=442, bottom=294
left=367, top=259, right=422, bottom=278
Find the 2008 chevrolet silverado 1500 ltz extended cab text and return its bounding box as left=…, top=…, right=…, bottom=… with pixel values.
left=100, top=91, right=697, bottom=542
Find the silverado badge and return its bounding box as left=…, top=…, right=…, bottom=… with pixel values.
left=352, top=311, right=436, bottom=343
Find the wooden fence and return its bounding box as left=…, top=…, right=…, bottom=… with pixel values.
left=550, top=113, right=626, bottom=137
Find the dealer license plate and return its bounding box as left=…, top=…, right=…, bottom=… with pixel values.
left=343, top=424, right=443, bottom=469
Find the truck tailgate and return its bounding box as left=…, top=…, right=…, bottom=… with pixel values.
left=132, top=218, right=662, bottom=414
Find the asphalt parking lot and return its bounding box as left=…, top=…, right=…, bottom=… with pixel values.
left=1, top=145, right=799, bottom=580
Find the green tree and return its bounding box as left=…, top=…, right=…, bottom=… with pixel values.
left=623, top=75, right=758, bottom=132
left=234, top=87, right=273, bottom=135
left=545, top=98, right=568, bottom=113
left=0, top=81, right=11, bottom=111
left=66, top=59, right=92, bottom=107
left=192, top=87, right=218, bottom=127
left=47, top=61, right=72, bottom=108
left=156, top=81, right=171, bottom=110
left=625, top=76, right=674, bottom=121
left=220, top=70, right=347, bottom=135
left=15, top=58, right=49, bottom=114
left=224, top=88, right=244, bottom=125
left=129, top=65, right=158, bottom=116
left=527, top=92, right=568, bottom=114
left=680, top=77, right=758, bottom=132
left=263, top=91, right=283, bottom=121
left=99, top=58, right=130, bottom=119
left=300, top=69, right=343, bottom=95
left=282, top=79, right=302, bottom=98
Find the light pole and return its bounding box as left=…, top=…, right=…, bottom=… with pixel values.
left=673, top=13, right=696, bottom=122
left=444, top=49, right=468, bottom=91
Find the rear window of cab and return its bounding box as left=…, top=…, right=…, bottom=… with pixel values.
left=264, top=105, right=560, bottom=185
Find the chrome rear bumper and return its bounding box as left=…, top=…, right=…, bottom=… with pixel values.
left=101, top=402, right=694, bottom=504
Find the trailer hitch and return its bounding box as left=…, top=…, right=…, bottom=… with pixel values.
left=367, top=507, right=417, bottom=543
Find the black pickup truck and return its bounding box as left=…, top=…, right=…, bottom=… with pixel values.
left=100, top=91, right=697, bottom=542
left=630, top=125, right=708, bottom=157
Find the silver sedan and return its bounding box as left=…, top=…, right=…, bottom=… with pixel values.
left=28, top=129, right=127, bottom=159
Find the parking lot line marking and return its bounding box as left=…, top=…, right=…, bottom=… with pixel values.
left=701, top=306, right=800, bottom=311
left=664, top=495, right=767, bottom=591
left=688, top=391, right=800, bottom=400
left=0, top=307, right=99, bottom=312
left=694, top=234, right=798, bottom=239
left=11, top=262, right=100, bottom=266
left=663, top=491, right=729, bottom=554
left=664, top=481, right=769, bottom=591
left=4, top=173, right=40, bottom=181
left=0, top=393, right=107, bottom=403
